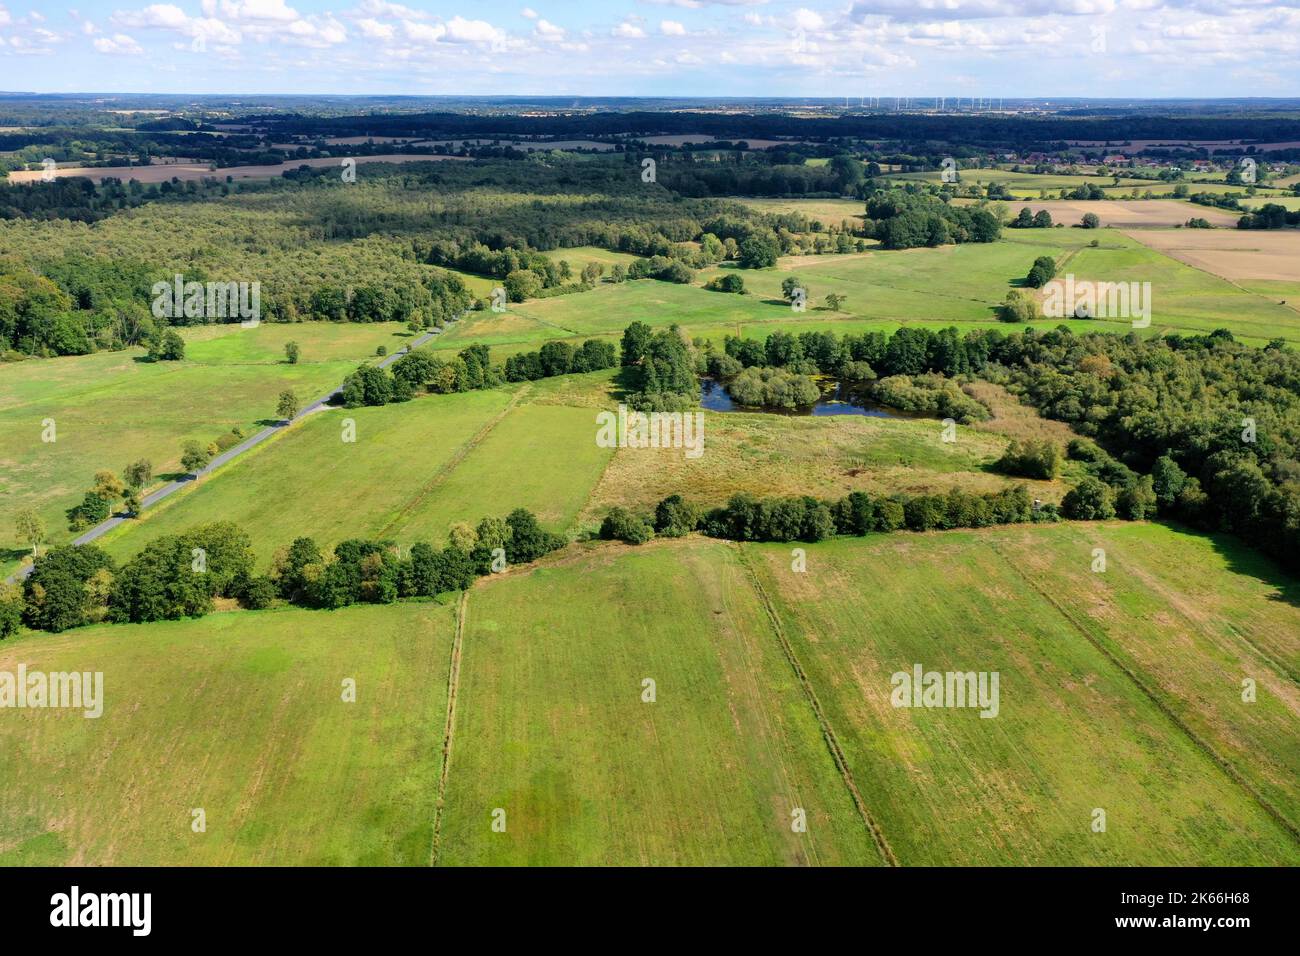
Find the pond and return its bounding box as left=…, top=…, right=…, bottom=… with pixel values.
left=699, top=378, right=906, bottom=418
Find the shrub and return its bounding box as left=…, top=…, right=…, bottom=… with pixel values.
left=727, top=366, right=821, bottom=408
left=995, top=439, right=1061, bottom=480
left=599, top=507, right=655, bottom=544
left=705, top=273, right=745, bottom=294
left=239, top=576, right=277, bottom=610
left=1061, top=477, right=1116, bottom=520
left=653, top=495, right=701, bottom=537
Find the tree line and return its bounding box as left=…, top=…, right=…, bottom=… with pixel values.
left=2, top=508, right=564, bottom=637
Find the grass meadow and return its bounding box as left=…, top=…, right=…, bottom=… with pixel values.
left=1, top=321, right=408, bottom=577
left=3, top=521, right=1296, bottom=865
left=437, top=538, right=883, bottom=865
left=0, top=601, right=454, bottom=865
left=747, top=523, right=1300, bottom=865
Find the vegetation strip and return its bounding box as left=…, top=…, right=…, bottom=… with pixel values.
left=373, top=387, right=530, bottom=541
left=990, top=538, right=1300, bottom=846
left=734, top=544, right=900, bottom=867
left=430, top=590, right=469, bottom=867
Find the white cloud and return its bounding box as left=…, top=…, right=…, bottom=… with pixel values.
left=94, top=32, right=144, bottom=54
left=218, top=0, right=299, bottom=22
left=793, top=8, right=825, bottom=30
left=443, top=15, right=505, bottom=45
left=356, top=16, right=393, bottom=39
left=613, top=19, right=645, bottom=38
left=535, top=18, right=564, bottom=39
left=660, top=19, right=686, bottom=34
left=403, top=19, right=447, bottom=42
left=521, top=6, right=537, bottom=18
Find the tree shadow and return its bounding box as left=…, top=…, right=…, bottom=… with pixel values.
left=0, top=546, right=30, bottom=566
left=609, top=366, right=639, bottom=404
left=253, top=418, right=283, bottom=428
left=1161, top=519, right=1300, bottom=609
left=155, top=471, right=190, bottom=483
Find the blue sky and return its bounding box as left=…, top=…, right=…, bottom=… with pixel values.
left=1, top=1, right=1297, bottom=97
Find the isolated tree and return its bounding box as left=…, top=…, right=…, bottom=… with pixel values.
left=277, top=389, right=300, bottom=422
left=14, top=507, right=45, bottom=557
left=824, top=293, right=847, bottom=311
left=123, top=458, right=153, bottom=491
left=284, top=341, right=301, bottom=364
left=146, top=329, right=186, bottom=361
left=1001, top=289, right=1038, bottom=323
left=781, top=276, right=806, bottom=302
left=1080, top=212, right=1101, bottom=229
left=180, top=439, right=214, bottom=473
left=91, top=470, right=125, bottom=502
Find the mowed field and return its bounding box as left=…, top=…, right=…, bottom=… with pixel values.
left=0, top=601, right=455, bottom=865
left=3, top=522, right=1296, bottom=865
left=438, top=539, right=882, bottom=865
left=94, top=380, right=615, bottom=565
left=0, top=321, right=408, bottom=577
left=1123, top=228, right=1300, bottom=308
left=745, top=522, right=1300, bottom=864
left=972, top=198, right=1243, bottom=228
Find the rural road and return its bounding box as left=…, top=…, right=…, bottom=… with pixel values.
left=7, top=322, right=452, bottom=584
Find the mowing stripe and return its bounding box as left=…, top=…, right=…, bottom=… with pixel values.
left=430, top=589, right=469, bottom=866
left=375, top=386, right=529, bottom=541
left=734, top=544, right=900, bottom=867
left=990, top=537, right=1300, bottom=847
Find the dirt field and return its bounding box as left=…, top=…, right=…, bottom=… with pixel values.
left=1122, top=228, right=1300, bottom=282
left=992, top=199, right=1241, bottom=228
left=6, top=153, right=469, bottom=184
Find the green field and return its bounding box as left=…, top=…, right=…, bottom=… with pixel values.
left=886, top=167, right=1293, bottom=200
left=438, top=538, right=881, bottom=865
left=1, top=321, right=407, bottom=577
left=747, top=523, right=1300, bottom=864
left=96, top=387, right=514, bottom=566
left=437, top=226, right=1299, bottom=357
left=0, top=601, right=454, bottom=865
left=4, top=521, right=1296, bottom=865
left=93, top=375, right=614, bottom=565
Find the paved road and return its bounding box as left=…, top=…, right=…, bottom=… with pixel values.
left=7, top=323, right=450, bottom=584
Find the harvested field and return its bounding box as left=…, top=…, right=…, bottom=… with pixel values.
left=1123, top=229, right=1300, bottom=283
left=994, top=199, right=1241, bottom=228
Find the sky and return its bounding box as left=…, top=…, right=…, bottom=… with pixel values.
left=0, top=0, right=1297, bottom=98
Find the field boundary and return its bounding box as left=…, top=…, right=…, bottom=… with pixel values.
left=1120, top=229, right=1300, bottom=324
left=989, top=537, right=1300, bottom=846
left=430, top=590, right=469, bottom=866
left=375, top=386, right=529, bottom=540
left=734, top=544, right=900, bottom=866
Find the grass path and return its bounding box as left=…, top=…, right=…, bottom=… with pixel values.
left=734, top=543, right=898, bottom=866
left=374, top=386, right=530, bottom=541
left=430, top=590, right=469, bottom=866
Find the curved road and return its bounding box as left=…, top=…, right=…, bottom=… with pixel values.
left=8, top=322, right=451, bottom=584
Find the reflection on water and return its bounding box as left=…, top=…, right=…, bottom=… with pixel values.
left=700, top=378, right=903, bottom=418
